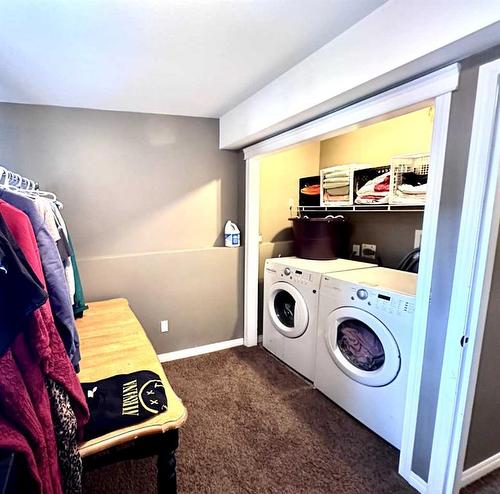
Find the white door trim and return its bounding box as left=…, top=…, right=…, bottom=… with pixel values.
left=243, top=64, right=459, bottom=160
left=244, top=157, right=260, bottom=347
left=427, top=58, right=500, bottom=494
left=243, top=64, right=459, bottom=349
left=397, top=92, right=453, bottom=492
left=243, top=65, right=459, bottom=492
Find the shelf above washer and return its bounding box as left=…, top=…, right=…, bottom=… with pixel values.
left=295, top=204, right=425, bottom=214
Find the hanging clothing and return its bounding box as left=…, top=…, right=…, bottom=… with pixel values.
left=68, top=234, right=88, bottom=319
left=0, top=192, right=81, bottom=369
left=0, top=415, right=41, bottom=493
left=50, top=202, right=76, bottom=304
left=0, top=206, right=89, bottom=494
left=0, top=216, right=62, bottom=494
left=35, top=197, right=76, bottom=308
left=0, top=200, right=88, bottom=423
left=46, top=378, right=82, bottom=494
left=0, top=216, right=47, bottom=355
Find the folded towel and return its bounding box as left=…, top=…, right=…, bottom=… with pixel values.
left=398, top=183, right=427, bottom=194
left=323, top=185, right=349, bottom=194
left=357, top=172, right=391, bottom=195
left=323, top=173, right=350, bottom=180
left=391, top=191, right=426, bottom=204
left=324, top=192, right=349, bottom=202
left=323, top=177, right=350, bottom=184
left=323, top=169, right=350, bottom=176
left=355, top=195, right=389, bottom=205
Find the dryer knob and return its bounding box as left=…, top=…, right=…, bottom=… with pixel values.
left=357, top=289, right=369, bottom=300
left=284, top=267, right=291, bottom=276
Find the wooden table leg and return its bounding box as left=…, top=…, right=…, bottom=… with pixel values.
left=157, top=447, right=177, bottom=493
left=82, top=429, right=180, bottom=493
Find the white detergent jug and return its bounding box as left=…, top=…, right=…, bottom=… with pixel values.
left=224, top=220, right=240, bottom=247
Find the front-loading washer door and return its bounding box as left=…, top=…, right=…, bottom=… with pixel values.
left=268, top=282, right=309, bottom=338
left=325, top=307, right=400, bottom=387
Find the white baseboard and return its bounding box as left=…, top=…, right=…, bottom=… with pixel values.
left=461, top=451, right=500, bottom=488
left=158, top=338, right=244, bottom=363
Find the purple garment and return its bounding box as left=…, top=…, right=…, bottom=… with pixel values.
left=0, top=189, right=80, bottom=369
left=337, top=320, right=384, bottom=371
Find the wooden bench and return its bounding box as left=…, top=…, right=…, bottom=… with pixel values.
left=77, top=298, right=187, bottom=492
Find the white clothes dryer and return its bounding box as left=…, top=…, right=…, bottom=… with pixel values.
left=262, top=257, right=375, bottom=381
left=314, top=267, right=417, bottom=448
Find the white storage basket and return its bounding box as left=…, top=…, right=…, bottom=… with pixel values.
left=320, top=164, right=370, bottom=207
left=389, top=153, right=430, bottom=206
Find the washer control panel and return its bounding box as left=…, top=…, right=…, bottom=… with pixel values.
left=265, top=262, right=313, bottom=286
left=282, top=267, right=312, bottom=286
left=356, top=288, right=369, bottom=300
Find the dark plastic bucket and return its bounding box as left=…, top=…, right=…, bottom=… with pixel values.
left=290, top=216, right=349, bottom=260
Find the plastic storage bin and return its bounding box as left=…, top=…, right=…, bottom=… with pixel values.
left=390, top=153, right=429, bottom=205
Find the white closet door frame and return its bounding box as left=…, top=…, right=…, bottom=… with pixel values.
left=242, top=63, right=460, bottom=493
left=427, top=57, right=500, bottom=494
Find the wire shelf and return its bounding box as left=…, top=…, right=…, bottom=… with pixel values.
left=293, top=204, right=425, bottom=215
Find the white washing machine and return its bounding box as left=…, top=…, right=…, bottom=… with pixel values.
left=262, top=257, right=375, bottom=381
left=314, top=267, right=417, bottom=449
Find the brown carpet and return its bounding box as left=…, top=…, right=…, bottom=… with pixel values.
left=81, top=346, right=492, bottom=493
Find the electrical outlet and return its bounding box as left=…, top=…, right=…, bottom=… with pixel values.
left=352, top=244, right=360, bottom=256
left=361, top=243, right=377, bottom=260
left=414, top=230, right=422, bottom=248
left=160, top=320, right=169, bottom=333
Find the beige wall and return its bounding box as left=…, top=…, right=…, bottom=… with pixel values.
left=0, top=103, right=243, bottom=353
left=258, top=141, right=320, bottom=331
left=259, top=141, right=320, bottom=243
left=319, top=108, right=432, bottom=268
left=320, top=107, right=434, bottom=168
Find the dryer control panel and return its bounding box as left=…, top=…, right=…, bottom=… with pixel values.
left=323, top=276, right=415, bottom=316
left=372, top=291, right=415, bottom=315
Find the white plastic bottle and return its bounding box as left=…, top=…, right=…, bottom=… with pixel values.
left=224, top=220, right=241, bottom=247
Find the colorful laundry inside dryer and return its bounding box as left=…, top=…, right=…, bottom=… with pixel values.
left=337, top=319, right=385, bottom=371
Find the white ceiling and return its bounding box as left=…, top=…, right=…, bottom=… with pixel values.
left=0, top=0, right=386, bottom=118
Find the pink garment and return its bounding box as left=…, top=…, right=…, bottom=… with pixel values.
left=0, top=414, right=42, bottom=493
left=374, top=175, right=390, bottom=192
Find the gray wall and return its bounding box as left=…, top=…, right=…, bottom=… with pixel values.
left=465, top=234, right=500, bottom=469
left=0, top=103, right=243, bottom=353
left=411, top=45, right=500, bottom=481
left=344, top=212, right=423, bottom=268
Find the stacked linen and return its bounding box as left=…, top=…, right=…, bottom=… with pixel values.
left=355, top=172, right=390, bottom=205
left=392, top=172, right=428, bottom=204
left=322, top=169, right=350, bottom=204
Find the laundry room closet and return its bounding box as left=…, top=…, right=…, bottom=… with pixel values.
left=258, top=105, right=434, bottom=333
left=257, top=100, right=439, bottom=487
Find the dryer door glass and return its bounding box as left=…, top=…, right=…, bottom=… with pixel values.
left=326, top=307, right=400, bottom=387
left=274, top=290, right=295, bottom=328
left=337, top=319, right=385, bottom=371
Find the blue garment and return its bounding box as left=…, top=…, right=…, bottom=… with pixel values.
left=0, top=190, right=80, bottom=368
